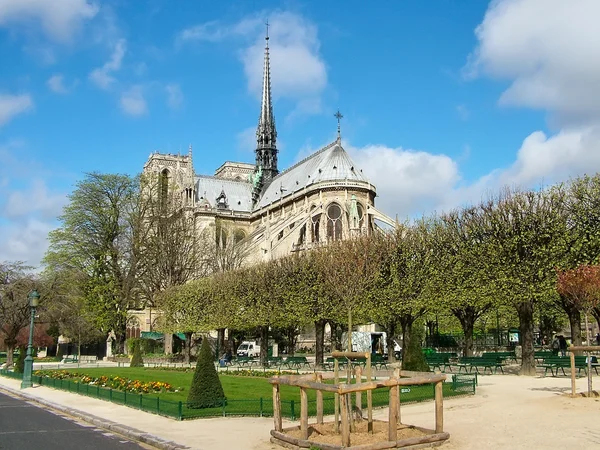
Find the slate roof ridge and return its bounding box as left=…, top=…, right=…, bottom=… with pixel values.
left=271, top=140, right=338, bottom=182
left=195, top=174, right=252, bottom=185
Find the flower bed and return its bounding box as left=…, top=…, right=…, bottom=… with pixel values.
left=33, top=370, right=182, bottom=394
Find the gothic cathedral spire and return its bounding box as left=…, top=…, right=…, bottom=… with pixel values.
left=253, top=21, right=278, bottom=205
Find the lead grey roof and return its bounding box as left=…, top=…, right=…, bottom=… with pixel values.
left=195, top=176, right=253, bottom=212
left=255, top=141, right=369, bottom=209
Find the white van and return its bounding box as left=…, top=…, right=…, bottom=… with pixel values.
left=236, top=341, right=260, bottom=357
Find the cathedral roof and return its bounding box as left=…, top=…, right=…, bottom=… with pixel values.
left=195, top=175, right=253, bottom=212
left=255, top=140, right=370, bottom=209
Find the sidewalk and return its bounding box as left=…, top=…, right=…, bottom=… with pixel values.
left=1, top=373, right=599, bottom=449
left=0, top=376, right=278, bottom=450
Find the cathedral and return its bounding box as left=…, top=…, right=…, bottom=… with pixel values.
left=141, top=31, right=393, bottom=268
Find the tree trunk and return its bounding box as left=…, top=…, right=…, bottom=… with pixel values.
left=259, top=325, right=269, bottom=366
left=400, top=315, right=413, bottom=362
left=329, top=321, right=342, bottom=351
left=217, top=328, right=226, bottom=356
left=314, top=319, right=326, bottom=368
left=566, top=306, right=583, bottom=347
left=184, top=331, right=193, bottom=364
left=561, top=297, right=583, bottom=347
left=453, top=307, right=476, bottom=357
left=5, top=340, right=16, bottom=367
left=384, top=320, right=397, bottom=362
left=516, top=301, right=536, bottom=376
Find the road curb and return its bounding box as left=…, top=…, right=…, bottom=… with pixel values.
left=0, top=384, right=189, bottom=450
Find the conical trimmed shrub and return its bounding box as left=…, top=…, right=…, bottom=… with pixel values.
left=130, top=339, right=144, bottom=367
left=187, top=338, right=226, bottom=409
left=14, top=347, right=26, bottom=373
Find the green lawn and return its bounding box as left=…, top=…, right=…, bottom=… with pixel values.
left=30, top=367, right=475, bottom=419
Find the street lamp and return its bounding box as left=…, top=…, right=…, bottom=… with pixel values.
left=21, top=289, right=40, bottom=389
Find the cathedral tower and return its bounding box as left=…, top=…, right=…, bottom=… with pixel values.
left=252, top=24, right=278, bottom=204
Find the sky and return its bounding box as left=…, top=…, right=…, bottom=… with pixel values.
left=2, top=0, right=600, bottom=268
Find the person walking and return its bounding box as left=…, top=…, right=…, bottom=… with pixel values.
left=551, top=336, right=560, bottom=356
left=558, top=335, right=568, bottom=357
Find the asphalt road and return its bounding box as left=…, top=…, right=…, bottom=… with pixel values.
left=0, top=391, right=151, bottom=450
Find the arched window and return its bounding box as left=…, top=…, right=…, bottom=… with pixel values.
left=126, top=317, right=141, bottom=339
left=357, top=203, right=364, bottom=229
left=159, top=169, right=169, bottom=208
left=326, top=203, right=343, bottom=241
left=311, top=214, right=320, bottom=242
left=298, top=224, right=306, bottom=245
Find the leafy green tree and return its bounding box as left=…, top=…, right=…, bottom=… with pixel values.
left=187, top=337, right=226, bottom=408
left=0, top=262, right=39, bottom=368
left=44, top=173, right=141, bottom=352
left=430, top=207, right=497, bottom=356
left=480, top=188, right=568, bottom=375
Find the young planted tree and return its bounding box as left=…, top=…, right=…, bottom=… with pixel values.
left=316, top=234, right=383, bottom=354
left=187, top=337, right=226, bottom=408
left=556, top=264, right=600, bottom=395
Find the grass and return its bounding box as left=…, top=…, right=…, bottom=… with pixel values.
left=29, top=367, right=475, bottom=419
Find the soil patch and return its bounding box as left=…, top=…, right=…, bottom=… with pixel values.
left=286, top=421, right=427, bottom=446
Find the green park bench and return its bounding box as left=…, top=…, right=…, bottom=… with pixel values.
left=283, top=356, right=311, bottom=369
left=456, top=355, right=504, bottom=374
left=267, top=356, right=283, bottom=368
left=483, top=351, right=517, bottom=363
left=371, top=354, right=390, bottom=370
left=541, top=355, right=599, bottom=377
left=425, top=354, right=452, bottom=372
left=534, top=351, right=554, bottom=362
left=233, top=356, right=258, bottom=368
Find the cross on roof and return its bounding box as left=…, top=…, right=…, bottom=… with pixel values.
left=334, top=109, right=343, bottom=140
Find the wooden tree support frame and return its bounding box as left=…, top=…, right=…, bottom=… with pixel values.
left=568, top=345, right=600, bottom=398
left=270, top=355, right=449, bottom=450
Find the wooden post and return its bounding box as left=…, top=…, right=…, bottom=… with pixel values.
left=570, top=351, right=576, bottom=398
left=394, top=367, right=401, bottom=424
left=300, top=387, right=308, bottom=440
left=388, top=385, right=398, bottom=441
left=334, top=358, right=340, bottom=433
left=273, top=379, right=282, bottom=432
left=355, top=366, right=362, bottom=419
left=435, top=380, right=443, bottom=433
left=366, top=353, right=373, bottom=433
left=316, top=373, right=324, bottom=424
left=340, top=391, right=350, bottom=447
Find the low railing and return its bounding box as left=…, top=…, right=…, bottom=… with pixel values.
left=0, top=369, right=475, bottom=421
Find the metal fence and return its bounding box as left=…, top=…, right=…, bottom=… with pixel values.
left=0, top=369, right=475, bottom=421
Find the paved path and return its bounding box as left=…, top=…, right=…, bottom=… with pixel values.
left=0, top=391, right=149, bottom=450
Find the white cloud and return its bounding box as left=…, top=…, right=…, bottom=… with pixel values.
left=0, top=142, right=66, bottom=267
left=0, top=0, right=98, bottom=42
left=0, top=94, right=33, bottom=127
left=466, top=0, right=600, bottom=125
left=165, top=83, right=183, bottom=109
left=89, top=38, right=126, bottom=89
left=236, top=126, right=257, bottom=152
left=0, top=218, right=56, bottom=269
left=179, top=11, right=327, bottom=115
left=120, top=86, right=147, bottom=116
left=3, top=179, right=67, bottom=219
left=47, top=74, right=68, bottom=94
left=346, top=143, right=461, bottom=218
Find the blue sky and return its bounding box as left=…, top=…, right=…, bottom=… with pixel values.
left=2, top=0, right=600, bottom=267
